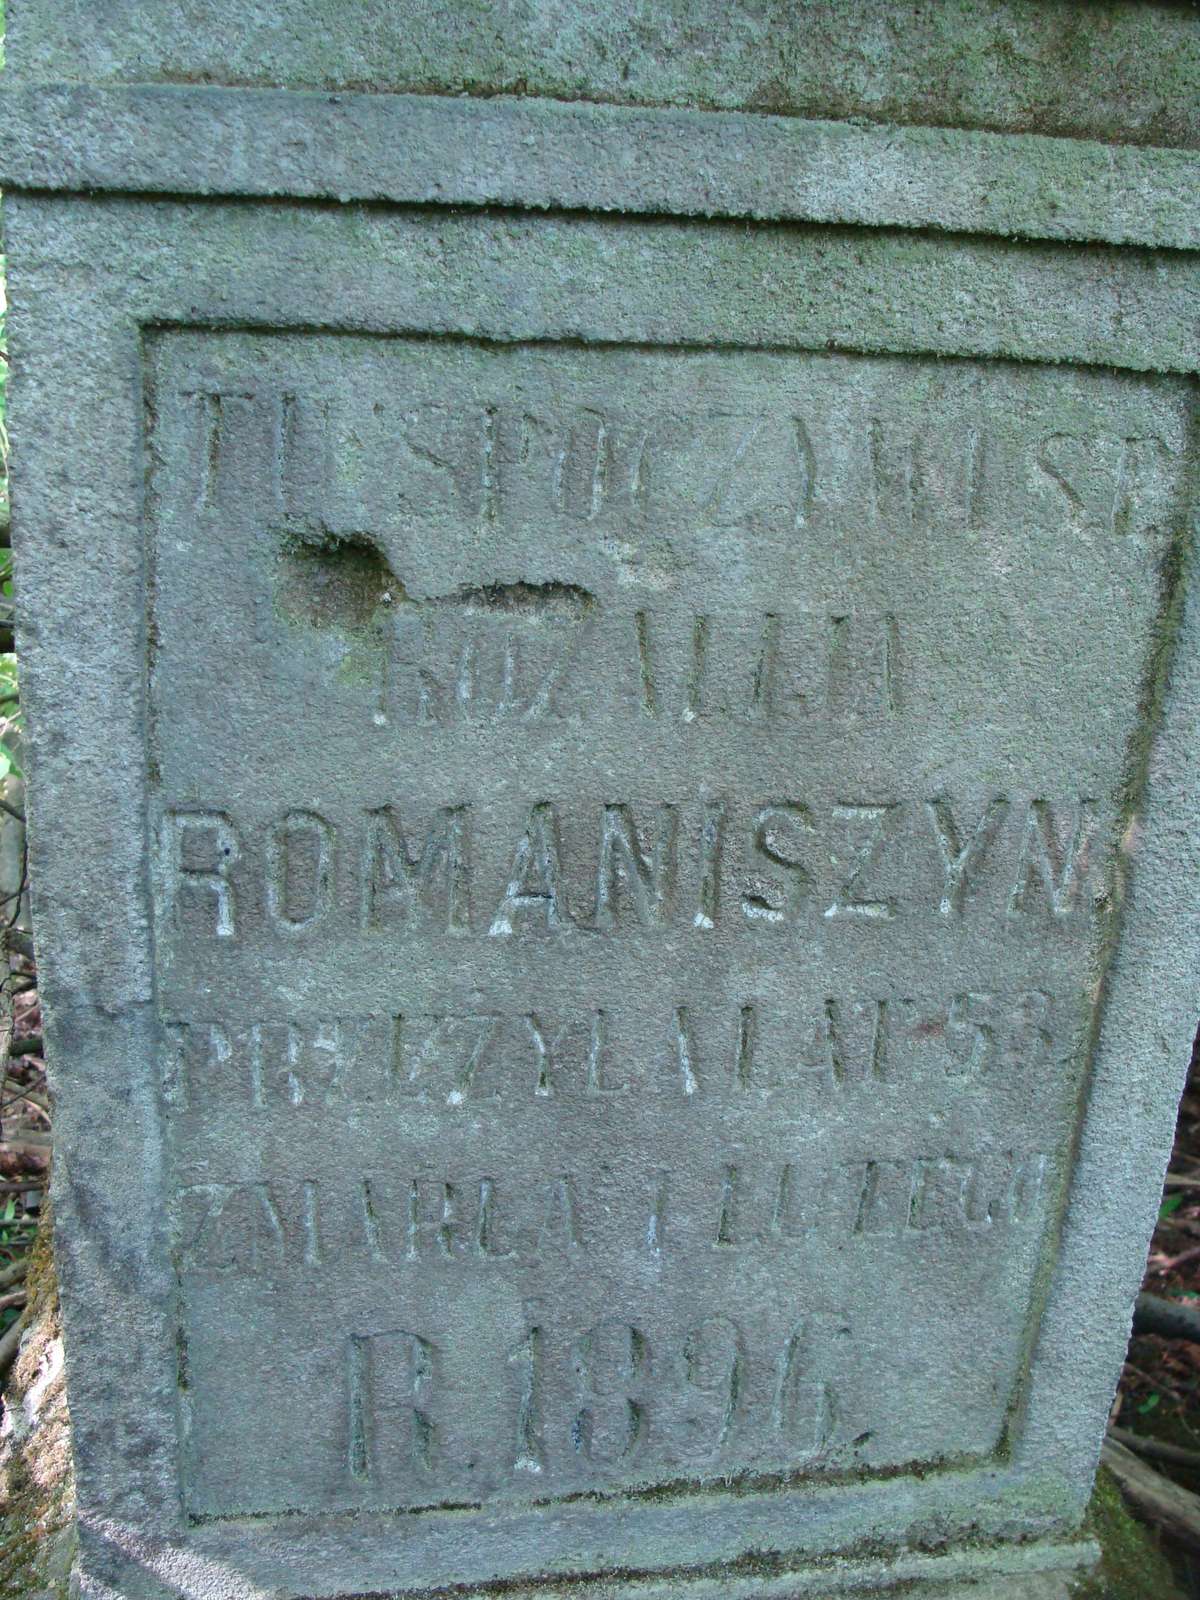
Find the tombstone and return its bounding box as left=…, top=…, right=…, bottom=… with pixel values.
left=2, top=4, right=1199, bottom=1596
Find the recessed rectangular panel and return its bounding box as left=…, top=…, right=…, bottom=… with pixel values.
left=144, top=330, right=1192, bottom=1521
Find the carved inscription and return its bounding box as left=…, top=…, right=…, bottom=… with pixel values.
left=178, top=378, right=1175, bottom=544
left=152, top=335, right=1190, bottom=1516
left=345, top=1312, right=847, bottom=1491
left=158, top=795, right=1100, bottom=940
left=291, top=587, right=903, bottom=729
left=163, top=346, right=1181, bottom=738
left=273, top=543, right=903, bottom=729
left=177, top=1151, right=1049, bottom=1277
left=164, top=990, right=1060, bottom=1109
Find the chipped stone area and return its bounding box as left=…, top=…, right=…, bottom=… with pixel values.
left=0, top=1215, right=76, bottom=1600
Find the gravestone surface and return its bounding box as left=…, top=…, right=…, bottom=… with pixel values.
left=2, top=4, right=1200, bottom=1597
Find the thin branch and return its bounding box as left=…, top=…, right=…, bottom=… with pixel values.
left=0, top=949, right=14, bottom=1144
left=0, top=1083, right=50, bottom=1117
left=1123, top=1358, right=1188, bottom=1405
left=5, top=850, right=28, bottom=932
left=0, top=1070, right=48, bottom=1118
left=1110, top=1426, right=1200, bottom=1473
left=1134, top=1294, right=1200, bottom=1343
left=0, top=1133, right=51, bottom=1152
left=0, top=1258, right=28, bottom=1291
left=1102, top=1437, right=1200, bottom=1551
left=0, top=1307, right=27, bottom=1382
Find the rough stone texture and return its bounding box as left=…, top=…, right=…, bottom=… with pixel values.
left=6, top=0, right=1200, bottom=148
left=3, top=87, right=1198, bottom=249
left=3, top=4, right=1200, bottom=1599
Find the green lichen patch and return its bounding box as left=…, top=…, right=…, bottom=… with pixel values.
left=0, top=1209, right=76, bottom=1600
left=1070, top=1466, right=1184, bottom=1600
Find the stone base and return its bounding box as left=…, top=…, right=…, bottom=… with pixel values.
left=66, top=1541, right=1099, bottom=1600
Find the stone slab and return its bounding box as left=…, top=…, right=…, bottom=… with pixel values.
left=3, top=85, right=1198, bottom=248
left=69, top=1538, right=1098, bottom=1600
left=6, top=0, right=1200, bottom=148
left=4, top=6, right=1200, bottom=1599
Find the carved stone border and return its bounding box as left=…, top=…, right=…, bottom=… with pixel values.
left=4, top=100, right=1199, bottom=1596
left=2, top=84, right=1198, bottom=249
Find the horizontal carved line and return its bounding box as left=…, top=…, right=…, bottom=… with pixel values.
left=1, top=83, right=1197, bottom=250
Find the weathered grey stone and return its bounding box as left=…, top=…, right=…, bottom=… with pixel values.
left=3, top=86, right=1198, bottom=249
left=2, top=4, right=1199, bottom=1597
left=7, top=0, right=1200, bottom=147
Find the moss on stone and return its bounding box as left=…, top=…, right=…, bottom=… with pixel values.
left=1070, top=1466, right=1185, bottom=1600
left=0, top=1208, right=76, bottom=1600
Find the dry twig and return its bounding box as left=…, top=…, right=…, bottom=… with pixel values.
left=1109, top=1426, right=1200, bottom=1473
left=1134, top=1294, right=1200, bottom=1344
left=1102, top=1436, right=1200, bottom=1551
left=0, top=1258, right=28, bottom=1291
left=0, top=1306, right=27, bottom=1381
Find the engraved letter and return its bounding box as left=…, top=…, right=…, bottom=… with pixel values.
left=673, top=1316, right=745, bottom=1463
left=571, top=1323, right=648, bottom=1465
left=827, top=614, right=900, bottom=720
left=593, top=804, right=677, bottom=930
left=182, top=387, right=260, bottom=511
left=265, top=809, right=335, bottom=932
left=694, top=798, right=727, bottom=928
left=1009, top=799, right=1096, bottom=917
left=510, top=1324, right=546, bottom=1474
left=742, top=802, right=815, bottom=924
left=347, top=1329, right=436, bottom=1484
left=363, top=805, right=470, bottom=933
left=825, top=803, right=898, bottom=920
left=946, top=992, right=996, bottom=1077
left=160, top=808, right=241, bottom=938
left=775, top=1322, right=840, bottom=1458
left=927, top=795, right=1008, bottom=916
left=490, top=803, right=572, bottom=935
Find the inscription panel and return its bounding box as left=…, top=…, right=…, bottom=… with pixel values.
left=145, top=332, right=1193, bottom=1518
